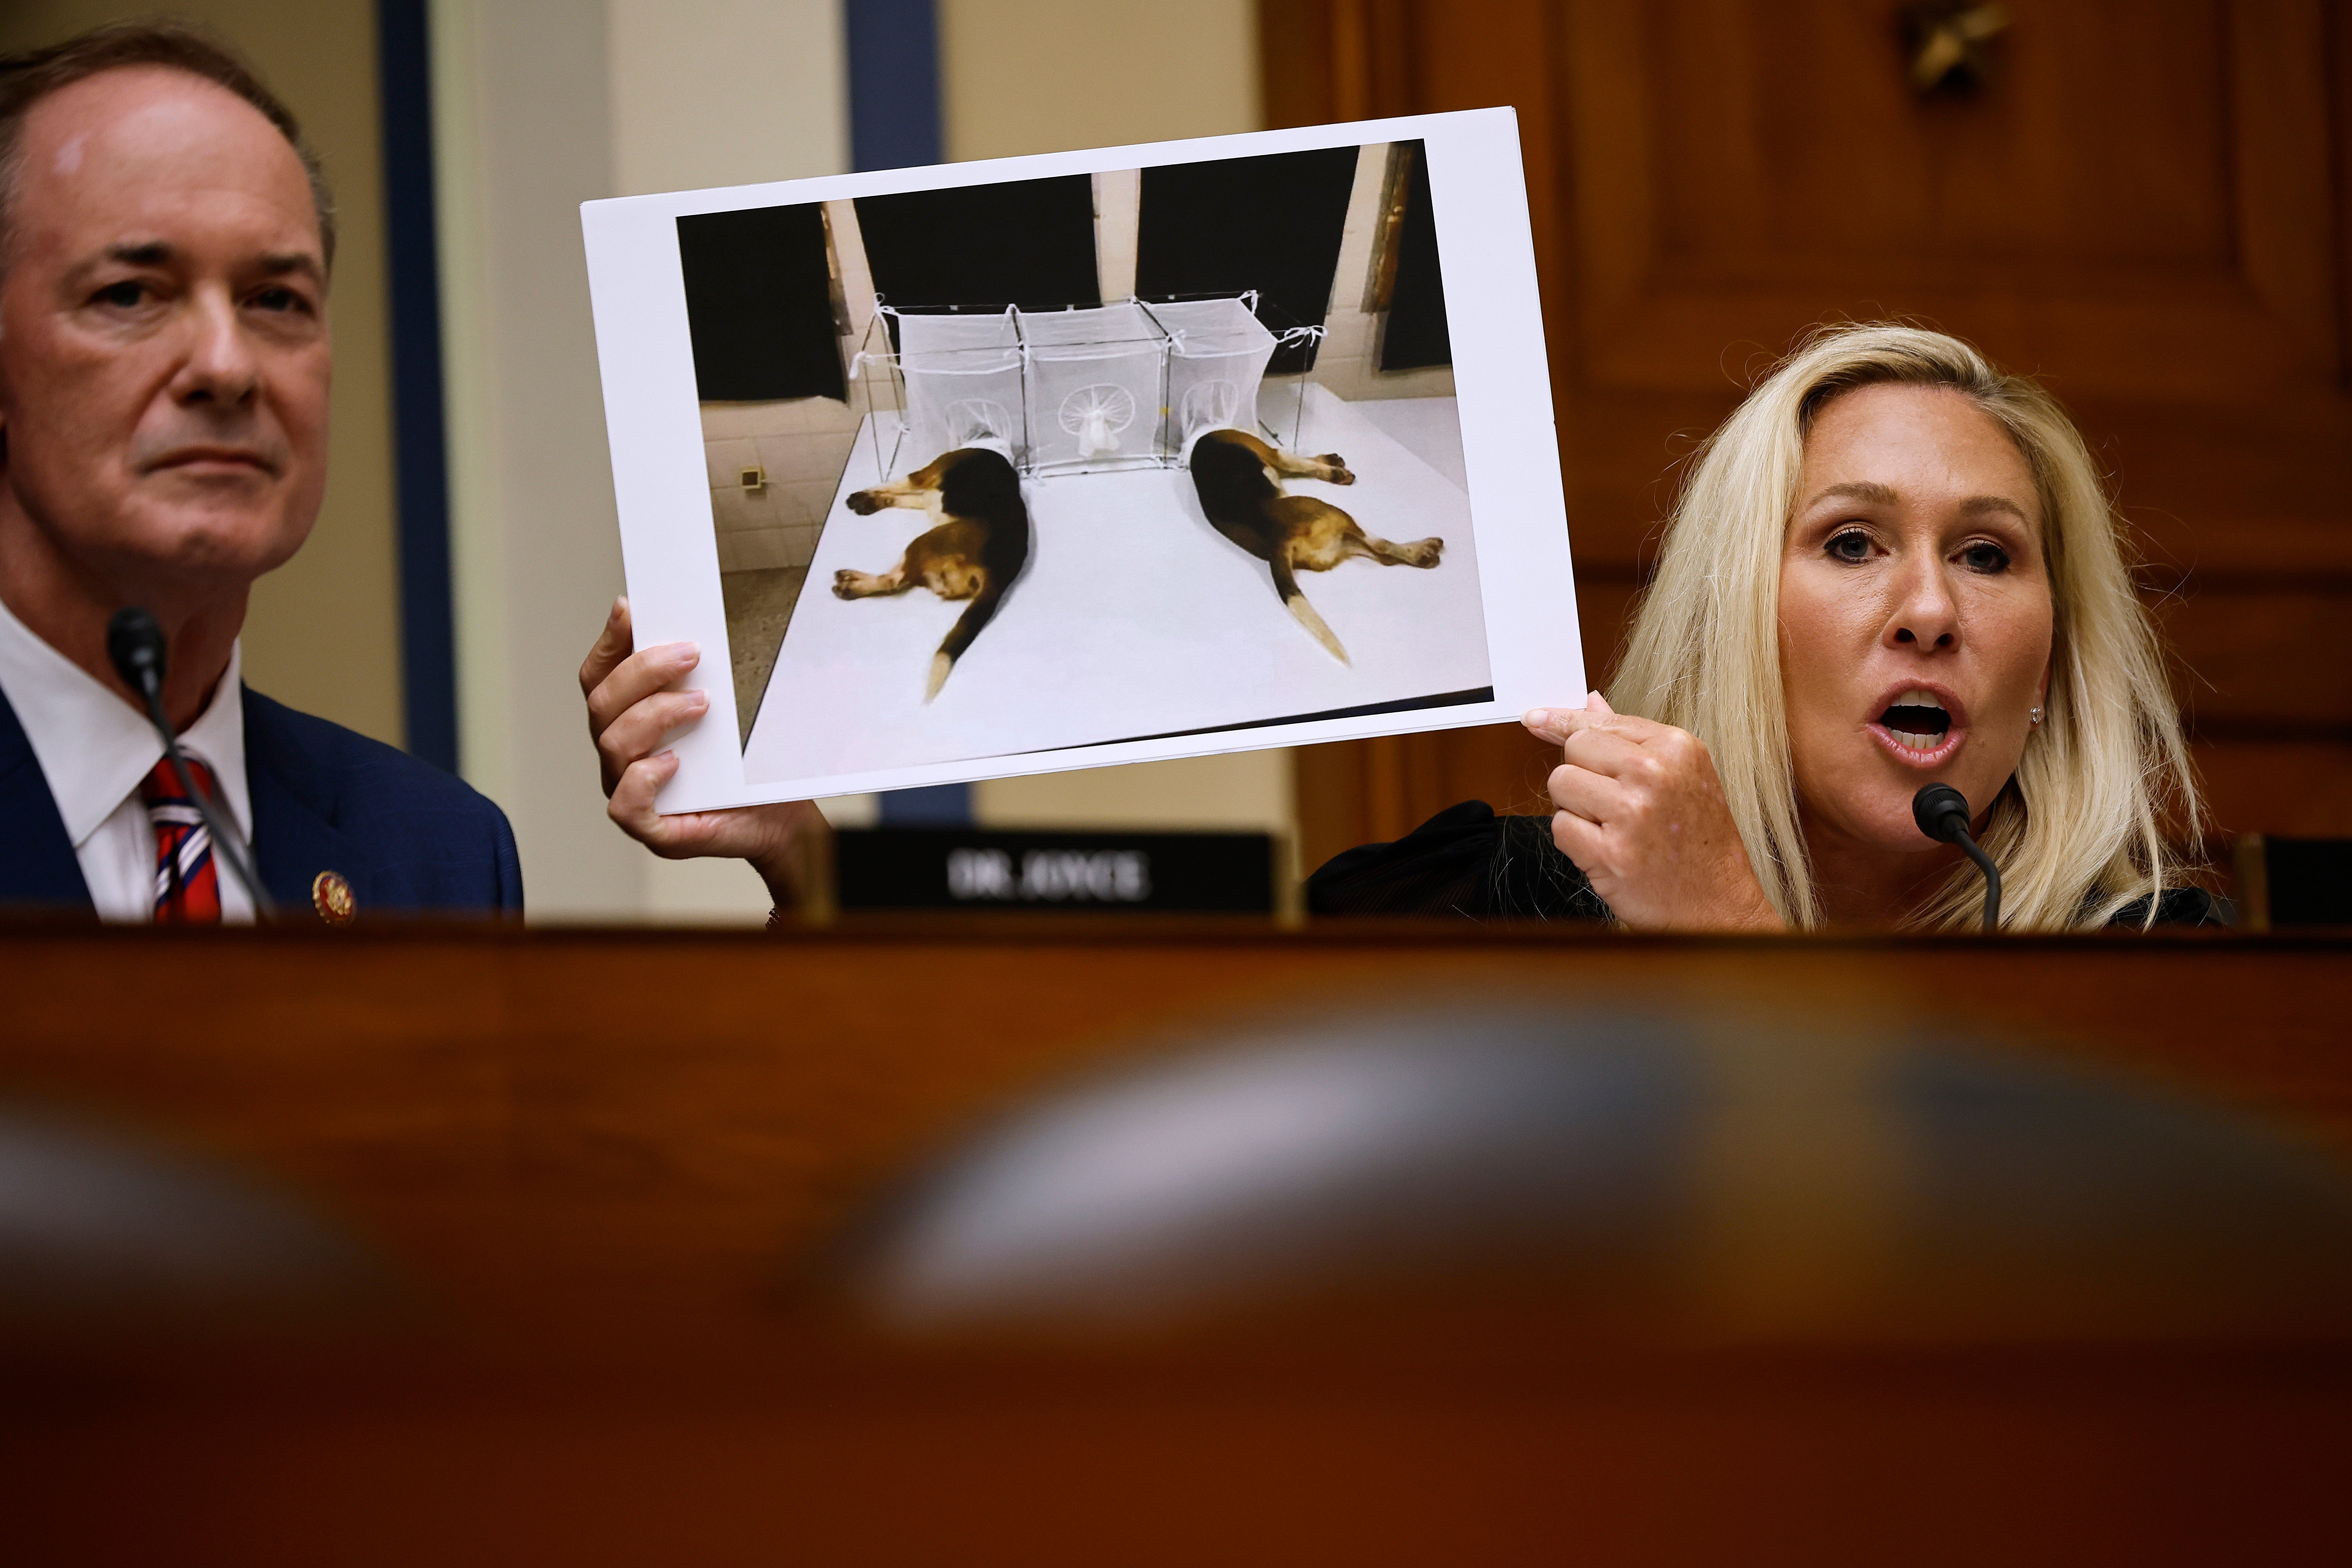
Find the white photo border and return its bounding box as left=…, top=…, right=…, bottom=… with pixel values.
left=580, top=107, right=1583, bottom=813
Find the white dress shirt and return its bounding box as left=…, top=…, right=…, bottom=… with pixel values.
left=0, top=596, right=255, bottom=923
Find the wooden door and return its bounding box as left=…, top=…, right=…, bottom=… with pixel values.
left=1268, top=0, right=2352, bottom=874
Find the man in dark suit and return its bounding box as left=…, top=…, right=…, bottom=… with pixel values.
left=0, top=23, right=518, bottom=922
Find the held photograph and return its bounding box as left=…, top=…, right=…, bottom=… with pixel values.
left=584, top=110, right=1578, bottom=810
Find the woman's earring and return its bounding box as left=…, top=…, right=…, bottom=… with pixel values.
left=2030, top=706, right=2044, bottom=725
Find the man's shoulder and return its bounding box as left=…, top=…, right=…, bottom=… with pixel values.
left=242, top=689, right=493, bottom=815
left=241, top=687, right=523, bottom=913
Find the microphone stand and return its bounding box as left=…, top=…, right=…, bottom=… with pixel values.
left=1913, top=782, right=1999, bottom=933
left=106, top=608, right=277, bottom=919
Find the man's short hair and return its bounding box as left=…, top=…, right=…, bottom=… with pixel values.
left=0, top=18, right=336, bottom=271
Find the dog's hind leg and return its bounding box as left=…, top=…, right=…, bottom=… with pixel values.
left=846, top=453, right=953, bottom=516
left=845, top=481, right=936, bottom=516
left=832, top=563, right=909, bottom=599
left=1350, top=529, right=1445, bottom=569
left=1287, top=500, right=1439, bottom=570
left=1206, top=431, right=1354, bottom=486
left=1267, top=449, right=1354, bottom=486
left=1271, top=497, right=1365, bottom=574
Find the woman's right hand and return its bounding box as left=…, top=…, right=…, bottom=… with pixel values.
left=1523, top=693, right=1782, bottom=932
left=581, top=596, right=830, bottom=909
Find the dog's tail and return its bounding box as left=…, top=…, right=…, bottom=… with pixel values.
left=1270, top=554, right=1349, bottom=665
left=927, top=575, right=1007, bottom=701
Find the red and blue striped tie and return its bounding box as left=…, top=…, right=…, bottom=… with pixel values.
left=141, top=756, right=222, bottom=924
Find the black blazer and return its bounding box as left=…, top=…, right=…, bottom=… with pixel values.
left=0, top=684, right=522, bottom=919
left=1308, top=800, right=2220, bottom=927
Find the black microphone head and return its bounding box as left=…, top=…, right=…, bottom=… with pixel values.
left=105, top=606, right=168, bottom=700
left=1912, top=782, right=1972, bottom=845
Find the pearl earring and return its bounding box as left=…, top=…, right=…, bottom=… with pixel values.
left=2030, top=706, right=2044, bottom=725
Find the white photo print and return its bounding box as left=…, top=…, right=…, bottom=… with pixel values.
left=582, top=109, right=1581, bottom=811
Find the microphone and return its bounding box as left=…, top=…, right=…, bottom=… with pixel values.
left=106, top=608, right=276, bottom=919
left=1913, top=783, right=1999, bottom=933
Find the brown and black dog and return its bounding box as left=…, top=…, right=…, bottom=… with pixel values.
left=839, top=446, right=1030, bottom=700
left=1187, top=428, right=1442, bottom=664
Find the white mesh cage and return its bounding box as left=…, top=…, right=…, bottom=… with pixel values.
left=858, top=296, right=1295, bottom=478
left=1017, top=303, right=1170, bottom=476
left=1144, top=296, right=1279, bottom=451
left=891, top=308, right=1026, bottom=466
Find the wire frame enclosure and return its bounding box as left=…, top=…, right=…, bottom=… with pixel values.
left=894, top=308, right=1028, bottom=461
left=1144, top=295, right=1284, bottom=453
left=852, top=294, right=1320, bottom=481
left=1019, top=301, right=1169, bottom=476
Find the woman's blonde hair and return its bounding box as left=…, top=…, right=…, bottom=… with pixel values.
left=1608, top=323, right=2198, bottom=931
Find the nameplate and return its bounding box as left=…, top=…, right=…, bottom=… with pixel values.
left=834, top=828, right=1274, bottom=914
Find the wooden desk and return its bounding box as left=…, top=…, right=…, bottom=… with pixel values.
left=2, top=921, right=2348, bottom=1562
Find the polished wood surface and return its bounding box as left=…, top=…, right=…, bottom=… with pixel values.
left=1266, top=0, right=2352, bottom=867
left=0, top=920, right=2347, bottom=1339
left=3, top=921, right=2348, bottom=1562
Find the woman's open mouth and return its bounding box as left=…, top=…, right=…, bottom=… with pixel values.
left=1867, top=688, right=1964, bottom=766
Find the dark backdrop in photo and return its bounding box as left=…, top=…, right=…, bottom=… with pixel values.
left=1136, top=147, right=1359, bottom=373
left=1381, top=141, right=1451, bottom=371
left=677, top=204, right=845, bottom=403
left=856, top=175, right=1100, bottom=330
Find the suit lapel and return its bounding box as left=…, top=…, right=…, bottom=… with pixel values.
left=0, top=686, right=93, bottom=906
left=242, top=687, right=366, bottom=919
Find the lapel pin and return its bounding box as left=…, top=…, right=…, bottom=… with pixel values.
left=311, top=870, right=356, bottom=927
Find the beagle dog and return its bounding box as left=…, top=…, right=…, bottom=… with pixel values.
left=839, top=446, right=1031, bottom=700
left=1187, top=428, right=1442, bottom=664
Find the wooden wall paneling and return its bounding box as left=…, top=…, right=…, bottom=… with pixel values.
left=1256, top=0, right=1334, bottom=128
left=2194, top=740, right=2352, bottom=836
left=1275, top=0, right=2352, bottom=871
left=2156, top=585, right=2352, bottom=734
left=1560, top=0, right=2342, bottom=401
left=1260, top=0, right=1413, bottom=126
left=2232, top=0, right=2342, bottom=368
left=2335, top=0, right=2352, bottom=381
left=1558, top=0, right=2352, bottom=841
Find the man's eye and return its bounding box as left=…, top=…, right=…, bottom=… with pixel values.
left=1959, top=542, right=2011, bottom=574
left=249, top=286, right=307, bottom=314
left=93, top=280, right=149, bottom=308
left=1827, top=530, right=1872, bottom=562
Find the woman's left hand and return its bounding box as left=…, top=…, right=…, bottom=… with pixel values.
left=1523, top=694, right=1783, bottom=932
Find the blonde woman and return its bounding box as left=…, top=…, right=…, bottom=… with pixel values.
left=1309, top=323, right=2214, bottom=931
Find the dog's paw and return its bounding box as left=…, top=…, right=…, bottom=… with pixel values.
left=1319, top=454, right=1355, bottom=485
left=1413, top=537, right=1445, bottom=568
left=832, top=569, right=861, bottom=598
left=846, top=491, right=880, bottom=515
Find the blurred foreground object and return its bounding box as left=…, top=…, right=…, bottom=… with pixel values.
left=0, top=1106, right=389, bottom=1340
left=838, top=1001, right=2352, bottom=1344
left=4, top=925, right=2349, bottom=1562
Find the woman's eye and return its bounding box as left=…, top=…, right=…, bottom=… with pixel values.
left=1827, top=530, right=1872, bottom=562
left=1959, top=541, right=2011, bottom=574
